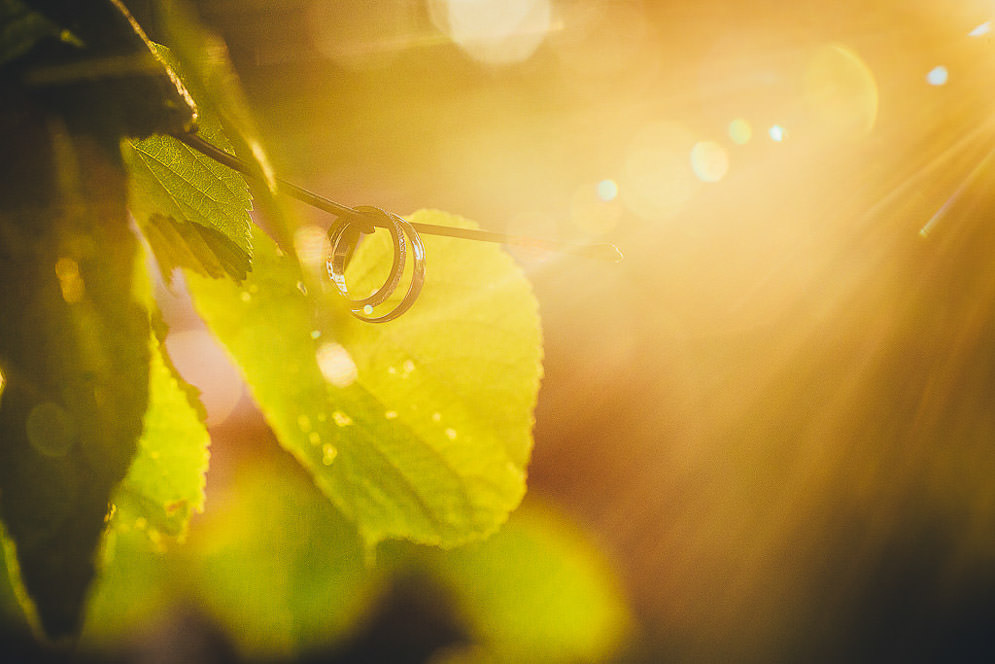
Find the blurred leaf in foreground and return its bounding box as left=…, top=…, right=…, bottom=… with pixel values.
left=182, top=461, right=372, bottom=658
left=0, top=121, right=149, bottom=638
left=186, top=210, right=543, bottom=549
left=401, top=500, right=633, bottom=663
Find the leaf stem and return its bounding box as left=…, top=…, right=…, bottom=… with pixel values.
left=174, top=132, right=622, bottom=263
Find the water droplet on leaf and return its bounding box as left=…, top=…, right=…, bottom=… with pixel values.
left=322, top=443, right=337, bottom=465
left=297, top=414, right=312, bottom=432
left=332, top=411, right=353, bottom=427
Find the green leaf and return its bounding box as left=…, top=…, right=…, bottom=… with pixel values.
left=0, top=128, right=150, bottom=638
left=186, top=210, right=543, bottom=548
left=124, top=131, right=252, bottom=281
left=108, top=335, right=210, bottom=543
left=398, top=500, right=633, bottom=663
left=123, top=45, right=252, bottom=282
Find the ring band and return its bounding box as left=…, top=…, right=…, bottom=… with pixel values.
left=326, top=206, right=405, bottom=309
left=326, top=208, right=427, bottom=322
left=351, top=213, right=426, bottom=323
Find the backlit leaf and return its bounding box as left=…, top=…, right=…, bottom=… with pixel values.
left=109, top=335, right=210, bottom=543
left=186, top=210, right=543, bottom=548
left=123, top=45, right=252, bottom=282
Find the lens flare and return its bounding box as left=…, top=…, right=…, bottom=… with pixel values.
left=927, top=65, right=948, bottom=86
left=597, top=179, right=619, bottom=202
left=429, top=0, right=552, bottom=66
left=803, top=43, right=878, bottom=138
left=728, top=118, right=752, bottom=145
left=968, top=21, right=990, bottom=37
left=690, top=141, right=730, bottom=183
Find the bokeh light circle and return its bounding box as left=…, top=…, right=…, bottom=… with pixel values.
left=429, top=0, right=552, bottom=66
left=927, top=65, right=948, bottom=86
left=728, top=118, right=752, bottom=145
left=690, top=141, right=730, bottom=183
left=803, top=43, right=878, bottom=138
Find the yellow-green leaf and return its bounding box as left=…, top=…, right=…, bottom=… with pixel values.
left=186, top=210, right=543, bottom=548
left=109, top=336, right=210, bottom=543
left=123, top=45, right=252, bottom=282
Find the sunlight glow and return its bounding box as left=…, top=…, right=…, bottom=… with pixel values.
left=927, top=65, right=949, bottom=86
left=317, top=342, right=359, bottom=388
left=769, top=125, right=786, bottom=142
left=165, top=330, right=243, bottom=427
left=690, top=141, right=730, bottom=183
left=429, top=0, right=552, bottom=65
left=620, top=122, right=700, bottom=221
left=308, top=0, right=421, bottom=69
left=571, top=182, right=622, bottom=236
left=0, top=365, right=6, bottom=403
left=293, top=224, right=329, bottom=268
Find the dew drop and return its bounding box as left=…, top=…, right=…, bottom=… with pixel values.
left=432, top=412, right=442, bottom=423
left=332, top=410, right=353, bottom=427
left=310, top=330, right=322, bottom=339
left=388, top=366, right=398, bottom=375
left=297, top=414, right=312, bottom=433
left=240, top=291, right=252, bottom=302
left=403, top=360, right=415, bottom=374
left=309, top=431, right=321, bottom=446
left=316, top=342, right=358, bottom=388
left=363, top=304, right=374, bottom=315
left=445, top=428, right=458, bottom=440
left=322, top=443, right=337, bottom=465
left=385, top=410, right=398, bottom=420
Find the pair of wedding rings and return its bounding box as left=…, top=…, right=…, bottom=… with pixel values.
left=325, top=206, right=426, bottom=323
